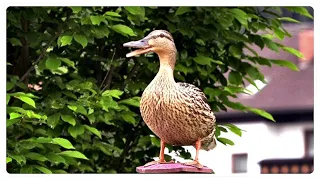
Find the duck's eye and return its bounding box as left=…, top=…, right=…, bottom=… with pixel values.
left=160, top=33, right=164, bottom=38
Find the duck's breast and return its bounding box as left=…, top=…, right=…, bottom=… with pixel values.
left=140, top=87, right=213, bottom=145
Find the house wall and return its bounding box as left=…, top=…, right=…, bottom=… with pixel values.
left=164, top=121, right=313, bottom=175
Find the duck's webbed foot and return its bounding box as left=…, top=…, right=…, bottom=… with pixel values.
left=183, top=139, right=204, bottom=169
left=143, top=159, right=175, bottom=167
left=144, top=139, right=175, bottom=167
left=183, top=160, right=204, bottom=169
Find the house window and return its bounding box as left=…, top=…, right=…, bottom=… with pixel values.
left=232, top=153, right=248, bottom=173
left=305, top=130, right=314, bottom=157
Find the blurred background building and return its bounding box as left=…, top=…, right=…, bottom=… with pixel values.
left=165, top=7, right=314, bottom=174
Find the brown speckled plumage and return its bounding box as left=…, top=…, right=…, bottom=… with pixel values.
left=137, top=30, right=217, bottom=151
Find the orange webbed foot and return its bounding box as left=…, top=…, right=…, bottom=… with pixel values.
left=143, top=159, right=175, bottom=167
left=183, top=160, right=204, bottom=169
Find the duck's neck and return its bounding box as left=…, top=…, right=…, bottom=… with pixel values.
left=153, top=52, right=176, bottom=86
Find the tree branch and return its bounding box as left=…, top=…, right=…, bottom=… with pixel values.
left=100, top=49, right=116, bottom=90
left=19, top=32, right=60, bottom=83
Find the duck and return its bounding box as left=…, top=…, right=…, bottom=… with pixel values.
left=123, top=30, right=216, bottom=169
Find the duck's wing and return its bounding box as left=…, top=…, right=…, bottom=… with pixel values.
left=177, top=82, right=217, bottom=150
left=176, top=82, right=215, bottom=120
left=177, top=82, right=211, bottom=110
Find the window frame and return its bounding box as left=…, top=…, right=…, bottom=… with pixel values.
left=304, top=129, right=314, bottom=157
left=232, top=153, right=248, bottom=173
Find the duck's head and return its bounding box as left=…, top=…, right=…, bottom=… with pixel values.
left=123, top=30, right=176, bottom=58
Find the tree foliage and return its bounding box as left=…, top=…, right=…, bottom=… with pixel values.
left=6, top=6, right=312, bottom=173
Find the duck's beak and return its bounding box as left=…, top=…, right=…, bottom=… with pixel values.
left=123, top=38, right=152, bottom=57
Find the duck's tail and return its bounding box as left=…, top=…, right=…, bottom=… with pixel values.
left=200, top=130, right=217, bottom=151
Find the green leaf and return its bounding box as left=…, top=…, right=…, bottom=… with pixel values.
left=229, top=8, right=248, bottom=27
left=67, top=105, right=77, bottom=112
left=84, top=125, right=102, bottom=139
left=270, top=59, right=299, bottom=71
left=286, top=7, right=313, bottom=19
left=52, top=170, right=67, bottom=174
left=274, top=28, right=285, bottom=40
left=217, top=137, right=235, bottom=146
left=248, top=108, right=275, bottom=122
left=102, top=89, right=123, bottom=99
left=46, top=57, right=61, bottom=70
left=220, top=97, right=247, bottom=111
left=211, top=59, right=224, bottom=65
left=33, top=165, right=52, bottom=174
left=88, top=108, right=94, bottom=115
left=10, top=155, right=26, bottom=165
left=62, top=91, right=77, bottom=99
left=257, top=58, right=272, bottom=67
left=151, top=136, right=160, bottom=147
left=93, top=141, right=112, bottom=156
left=25, top=152, right=47, bottom=161
left=99, top=96, right=119, bottom=112
left=121, top=114, right=136, bottom=124
left=47, top=113, right=60, bottom=128
left=59, top=150, right=89, bottom=160
left=68, top=104, right=87, bottom=115
left=228, top=71, right=242, bottom=85
left=223, top=124, right=243, bottom=137
left=60, top=58, right=76, bottom=69
left=244, top=44, right=258, bottom=57
left=278, top=17, right=300, bottom=23
left=32, top=137, right=53, bottom=143
left=6, top=157, right=12, bottom=163
left=9, top=38, right=22, bottom=46
left=76, top=105, right=87, bottom=115
left=229, top=45, right=242, bottom=58
left=10, top=92, right=39, bottom=98
left=61, top=114, right=76, bottom=126
left=250, top=34, right=265, bottom=49
left=70, top=7, right=82, bottom=13
left=204, top=87, right=221, bottom=98
left=246, top=66, right=262, bottom=80
left=251, top=22, right=267, bottom=30
left=79, top=164, right=95, bottom=172
left=16, top=96, right=36, bottom=108
left=104, top=11, right=121, bottom=17
left=20, top=166, right=33, bottom=173
left=45, top=153, right=66, bottom=164
left=281, top=46, right=304, bottom=59
left=175, top=64, right=188, bottom=75
left=244, top=76, right=259, bottom=90
left=60, top=35, right=73, bottom=47
left=92, top=26, right=110, bottom=38
left=7, top=82, right=14, bottom=91
left=90, top=15, right=105, bottom=25
left=9, top=112, right=23, bottom=120
left=124, top=6, right=143, bottom=15
left=263, top=38, right=279, bottom=52
left=110, top=24, right=136, bottom=37
left=175, top=7, right=192, bottom=16
left=6, top=94, right=10, bottom=105
left=73, top=34, right=88, bottom=48
left=52, top=138, right=75, bottom=149
left=118, top=97, right=140, bottom=107
left=193, top=56, right=212, bottom=66
left=68, top=125, right=85, bottom=138
left=215, top=127, right=221, bottom=137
